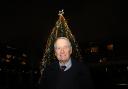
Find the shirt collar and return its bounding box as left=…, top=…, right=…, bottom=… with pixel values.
left=59, top=58, right=72, bottom=71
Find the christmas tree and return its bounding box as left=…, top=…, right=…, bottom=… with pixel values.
left=40, top=10, right=82, bottom=75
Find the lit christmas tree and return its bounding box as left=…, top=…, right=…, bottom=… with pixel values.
left=40, top=10, right=82, bottom=76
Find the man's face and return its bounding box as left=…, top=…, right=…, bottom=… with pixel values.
left=54, top=39, right=72, bottom=63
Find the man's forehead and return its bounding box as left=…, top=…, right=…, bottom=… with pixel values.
left=54, top=37, right=71, bottom=48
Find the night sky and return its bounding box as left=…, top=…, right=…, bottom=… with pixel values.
left=0, top=0, right=127, bottom=57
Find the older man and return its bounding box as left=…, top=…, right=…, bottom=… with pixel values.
left=39, top=37, right=94, bottom=89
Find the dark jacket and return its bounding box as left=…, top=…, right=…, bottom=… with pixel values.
left=39, top=59, right=94, bottom=89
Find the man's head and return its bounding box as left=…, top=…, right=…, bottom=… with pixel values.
left=54, top=37, right=72, bottom=64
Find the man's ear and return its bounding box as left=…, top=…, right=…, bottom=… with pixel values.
left=70, top=47, right=72, bottom=54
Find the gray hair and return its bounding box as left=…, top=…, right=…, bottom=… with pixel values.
left=54, top=37, right=72, bottom=49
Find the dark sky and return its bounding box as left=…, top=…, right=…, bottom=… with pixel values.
left=0, top=0, right=127, bottom=52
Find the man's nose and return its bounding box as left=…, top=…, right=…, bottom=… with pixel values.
left=60, top=49, right=65, bottom=53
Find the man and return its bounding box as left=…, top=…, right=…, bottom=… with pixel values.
left=39, top=37, right=94, bottom=89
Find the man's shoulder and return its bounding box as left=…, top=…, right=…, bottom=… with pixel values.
left=72, top=59, right=86, bottom=65
left=71, top=59, right=90, bottom=70
left=45, top=61, right=59, bottom=70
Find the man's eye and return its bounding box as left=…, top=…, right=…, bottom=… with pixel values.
left=64, top=46, right=68, bottom=49
left=57, top=48, right=60, bottom=50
